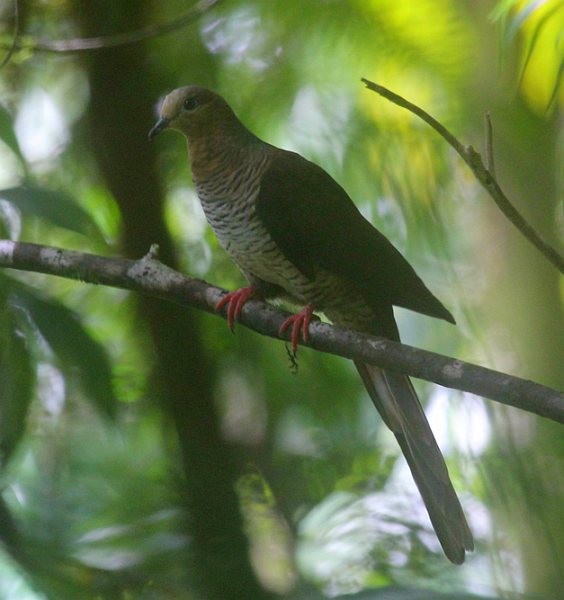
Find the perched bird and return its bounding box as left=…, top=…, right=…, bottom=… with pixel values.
left=149, top=86, right=473, bottom=563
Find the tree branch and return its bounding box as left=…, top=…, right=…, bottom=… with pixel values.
left=0, top=0, right=222, bottom=55
left=484, top=112, right=495, bottom=176
left=361, top=78, right=564, bottom=274
left=1, top=240, right=562, bottom=424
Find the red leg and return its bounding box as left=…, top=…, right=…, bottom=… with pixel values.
left=216, top=286, right=256, bottom=331
left=279, top=304, right=314, bottom=354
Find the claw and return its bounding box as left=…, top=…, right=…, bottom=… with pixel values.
left=279, top=304, right=314, bottom=354
left=216, top=286, right=256, bottom=331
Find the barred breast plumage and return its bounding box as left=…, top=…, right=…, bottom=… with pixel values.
left=195, top=144, right=375, bottom=329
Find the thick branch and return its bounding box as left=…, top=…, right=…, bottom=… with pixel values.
left=361, top=78, right=564, bottom=274
left=1, top=240, right=562, bottom=424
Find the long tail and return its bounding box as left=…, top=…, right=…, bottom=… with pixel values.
left=355, top=361, right=474, bottom=564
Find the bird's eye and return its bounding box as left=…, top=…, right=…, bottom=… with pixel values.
left=183, top=97, right=199, bottom=111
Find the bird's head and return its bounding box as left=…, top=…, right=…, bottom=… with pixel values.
left=148, top=85, right=237, bottom=141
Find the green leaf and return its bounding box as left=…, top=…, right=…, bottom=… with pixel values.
left=13, top=285, right=117, bottom=419
left=0, top=104, right=29, bottom=176
left=0, top=283, right=35, bottom=464
left=0, top=186, right=102, bottom=238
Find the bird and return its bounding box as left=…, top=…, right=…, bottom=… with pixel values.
left=149, top=85, right=474, bottom=563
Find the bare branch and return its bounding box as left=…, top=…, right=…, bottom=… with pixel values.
left=1, top=240, right=562, bottom=424
left=361, top=78, right=564, bottom=274
left=0, top=0, right=222, bottom=55
left=484, top=112, right=495, bottom=176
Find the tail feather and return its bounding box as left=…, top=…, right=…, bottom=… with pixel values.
left=355, top=360, right=473, bottom=564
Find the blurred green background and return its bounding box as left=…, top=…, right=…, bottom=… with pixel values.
left=0, top=0, right=562, bottom=598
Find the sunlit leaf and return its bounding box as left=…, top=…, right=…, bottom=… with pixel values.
left=0, top=186, right=102, bottom=238
left=13, top=285, right=116, bottom=419
left=491, top=0, right=563, bottom=113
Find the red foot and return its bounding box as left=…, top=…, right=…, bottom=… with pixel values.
left=279, top=304, right=314, bottom=354
left=216, top=286, right=256, bottom=331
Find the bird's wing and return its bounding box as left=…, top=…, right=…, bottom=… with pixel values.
left=256, top=149, right=454, bottom=324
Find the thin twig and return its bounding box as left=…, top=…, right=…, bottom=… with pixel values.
left=484, top=112, right=495, bottom=176
left=0, top=240, right=562, bottom=424
left=0, top=0, right=19, bottom=70
left=361, top=78, right=564, bottom=274
left=0, top=0, right=222, bottom=54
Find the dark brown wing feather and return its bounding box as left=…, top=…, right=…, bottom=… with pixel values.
left=256, top=149, right=455, bottom=325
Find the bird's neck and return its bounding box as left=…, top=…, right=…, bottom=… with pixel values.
left=187, top=123, right=263, bottom=186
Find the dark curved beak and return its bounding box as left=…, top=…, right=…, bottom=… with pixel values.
left=148, top=117, right=170, bottom=141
